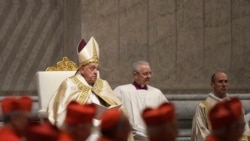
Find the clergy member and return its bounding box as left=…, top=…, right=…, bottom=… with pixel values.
left=0, top=96, right=33, bottom=141
left=114, top=61, right=168, bottom=140
left=47, top=36, right=125, bottom=127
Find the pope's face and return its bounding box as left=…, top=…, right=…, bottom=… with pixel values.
left=80, top=63, right=99, bottom=85
left=134, top=64, right=152, bottom=86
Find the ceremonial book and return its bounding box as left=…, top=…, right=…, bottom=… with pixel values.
left=93, top=103, right=122, bottom=119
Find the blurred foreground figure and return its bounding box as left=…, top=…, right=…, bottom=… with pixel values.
left=206, top=97, right=247, bottom=141
left=99, top=109, right=132, bottom=141
left=0, top=96, right=33, bottom=141
left=57, top=101, right=96, bottom=141
left=27, top=122, right=59, bottom=141
left=142, top=102, right=178, bottom=141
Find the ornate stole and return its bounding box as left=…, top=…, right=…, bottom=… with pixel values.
left=202, top=100, right=211, bottom=131
left=70, top=76, right=116, bottom=106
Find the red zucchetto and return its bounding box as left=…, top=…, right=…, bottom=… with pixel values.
left=158, top=102, right=175, bottom=121
left=224, top=97, right=243, bottom=121
left=142, top=102, right=175, bottom=126
left=209, top=102, right=232, bottom=130
left=142, top=107, right=164, bottom=126
left=142, top=102, right=177, bottom=141
left=64, top=101, right=96, bottom=125
left=1, top=96, right=32, bottom=115
left=100, top=109, right=122, bottom=131
left=209, top=97, right=243, bottom=130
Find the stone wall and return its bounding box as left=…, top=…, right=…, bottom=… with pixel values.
left=80, top=0, right=250, bottom=94
left=0, top=0, right=81, bottom=95
left=1, top=0, right=250, bottom=95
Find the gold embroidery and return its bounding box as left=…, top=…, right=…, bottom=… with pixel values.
left=240, top=135, right=248, bottom=141
left=79, top=41, right=99, bottom=66
left=202, top=100, right=211, bottom=130
left=92, top=79, right=116, bottom=106
left=70, top=77, right=116, bottom=106
left=92, top=79, right=103, bottom=96
left=70, top=76, right=91, bottom=104
left=101, top=95, right=117, bottom=106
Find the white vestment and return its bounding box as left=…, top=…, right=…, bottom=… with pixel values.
left=47, top=72, right=135, bottom=141
left=114, top=84, right=168, bottom=141
left=47, top=72, right=122, bottom=126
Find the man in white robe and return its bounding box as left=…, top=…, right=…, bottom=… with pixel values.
left=191, top=71, right=250, bottom=141
left=47, top=37, right=132, bottom=141
left=114, top=61, right=168, bottom=141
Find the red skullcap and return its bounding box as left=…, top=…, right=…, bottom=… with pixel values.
left=142, top=108, right=164, bottom=126
left=225, top=97, right=243, bottom=121
left=209, top=102, right=234, bottom=130
left=100, top=109, right=122, bottom=131
left=142, top=102, right=175, bottom=126
left=18, top=96, right=33, bottom=112
left=65, top=101, right=96, bottom=125
left=158, top=102, right=175, bottom=121
left=1, top=96, right=32, bottom=115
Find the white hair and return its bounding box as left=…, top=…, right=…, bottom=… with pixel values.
left=132, top=61, right=149, bottom=73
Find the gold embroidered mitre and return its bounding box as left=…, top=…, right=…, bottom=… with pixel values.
left=77, top=36, right=99, bottom=67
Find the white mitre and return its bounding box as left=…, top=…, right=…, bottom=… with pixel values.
left=77, top=36, right=100, bottom=66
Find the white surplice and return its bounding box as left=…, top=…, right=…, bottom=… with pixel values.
left=114, top=84, right=168, bottom=141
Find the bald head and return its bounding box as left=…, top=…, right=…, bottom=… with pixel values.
left=211, top=72, right=229, bottom=98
